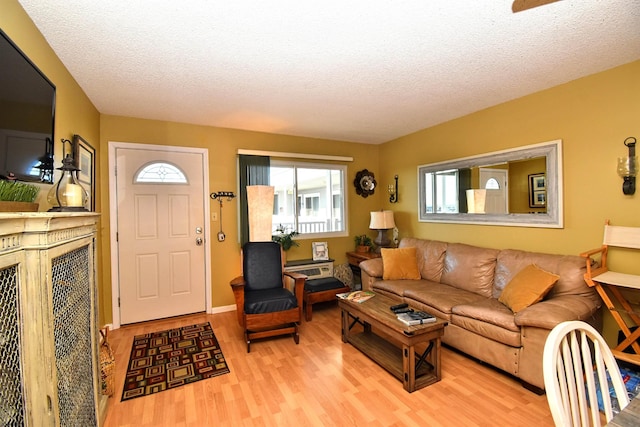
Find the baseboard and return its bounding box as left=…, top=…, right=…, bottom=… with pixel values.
left=210, top=304, right=236, bottom=314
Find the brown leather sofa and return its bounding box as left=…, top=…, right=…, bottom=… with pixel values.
left=359, top=237, right=602, bottom=391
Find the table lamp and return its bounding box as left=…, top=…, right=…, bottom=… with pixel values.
left=369, top=210, right=395, bottom=251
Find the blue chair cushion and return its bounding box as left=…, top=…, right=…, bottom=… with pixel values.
left=305, top=278, right=345, bottom=293
left=244, top=288, right=298, bottom=314
left=243, top=242, right=283, bottom=291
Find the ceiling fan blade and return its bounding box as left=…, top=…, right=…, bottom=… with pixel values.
left=512, top=0, right=562, bottom=13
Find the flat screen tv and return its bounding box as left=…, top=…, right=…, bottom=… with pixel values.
left=0, top=28, right=56, bottom=183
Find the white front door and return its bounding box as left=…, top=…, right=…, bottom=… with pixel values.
left=115, top=146, right=208, bottom=324
left=479, top=168, right=508, bottom=214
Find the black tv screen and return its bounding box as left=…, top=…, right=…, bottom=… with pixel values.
left=0, top=28, right=56, bottom=183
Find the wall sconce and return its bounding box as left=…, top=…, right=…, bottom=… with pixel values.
left=369, top=210, right=395, bottom=251
left=47, top=152, right=88, bottom=212
left=388, top=175, right=399, bottom=203
left=617, top=137, right=637, bottom=195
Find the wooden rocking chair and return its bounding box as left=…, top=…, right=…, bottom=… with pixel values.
left=230, top=241, right=306, bottom=352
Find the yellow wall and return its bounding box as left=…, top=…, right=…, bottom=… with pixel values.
left=378, top=60, right=640, bottom=343
left=1, top=1, right=105, bottom=316
left=99, top=116, right=381, bottom=319
left=379, top=60, right=640, bottom=263
left=0, top=2, right=100, bottom=186
left=4, top=0, right=640, bottom=343
left=509, top=158, right=546, bottom=213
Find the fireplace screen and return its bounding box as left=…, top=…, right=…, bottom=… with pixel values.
left=51, top=245, right=97, bottom=426
left=0, top=264, right=25, bottom=426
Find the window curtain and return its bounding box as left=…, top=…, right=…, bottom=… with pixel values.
left=239, top=155, right=270, bottom=246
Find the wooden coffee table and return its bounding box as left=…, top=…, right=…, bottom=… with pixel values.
left=338, top=293, right=447, bottom=392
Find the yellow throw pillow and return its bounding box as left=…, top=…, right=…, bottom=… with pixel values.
left=499, top=264, right=559, bottom=313
left=382, top=247, right=421, bottom=280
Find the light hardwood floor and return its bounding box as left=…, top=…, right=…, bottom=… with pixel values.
left=103, top=303, right=554, bottom=427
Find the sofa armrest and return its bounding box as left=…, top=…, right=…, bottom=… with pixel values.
left=514, top=295, right=601, bottom=329
left=359, top=258, right=383, bottom=291
left=360, top=258, right=383, bottom=278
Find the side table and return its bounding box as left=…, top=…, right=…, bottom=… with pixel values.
left=346, top=251, right=380, bottom=289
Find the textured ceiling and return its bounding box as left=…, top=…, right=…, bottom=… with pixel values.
left=17, top=0, right=640, bottom=144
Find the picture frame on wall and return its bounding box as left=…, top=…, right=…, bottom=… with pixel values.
left=72, top=134, right=96, bottom=211
left=528, top=173, right=546, bottom=208
left=312, top=242, right=329, bottom=260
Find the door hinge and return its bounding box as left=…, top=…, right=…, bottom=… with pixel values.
left=118, top=297, right=120, bottom=307
left=116, top=232, right=118, bottom=242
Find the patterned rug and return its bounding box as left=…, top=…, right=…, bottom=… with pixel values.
left=122, top=322, right=230, bottom=401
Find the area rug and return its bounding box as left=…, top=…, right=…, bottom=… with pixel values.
left=121, top=322, right=230, bottom=401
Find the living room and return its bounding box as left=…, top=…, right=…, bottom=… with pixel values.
left=1, top=1, right=640, bottom=425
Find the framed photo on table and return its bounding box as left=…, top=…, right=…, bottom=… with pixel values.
left=528, top=173, right=546, bottom=208
left=312, top=242, right=329, bottom=260
left=72, top=134, right=96, bottom=211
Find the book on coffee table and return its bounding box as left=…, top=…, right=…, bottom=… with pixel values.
left=397, top=311, right=436, bottom=326
left=336, top=291, right=375, bottom=303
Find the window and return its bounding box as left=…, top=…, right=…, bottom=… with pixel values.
left=422, top=169, right=459, bottom=213
left=485, top=178, right=500, bottom=189
left=134, top=162, right=188, bottom=184
left=271, top=160, right=347, bottom=237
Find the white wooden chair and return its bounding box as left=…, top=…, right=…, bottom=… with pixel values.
left=580, top=220, right=640, bottom=364
left=543, top=321, right=630, bottom=426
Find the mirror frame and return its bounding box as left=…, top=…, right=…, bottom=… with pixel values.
left=418, top=139, right=563, bottom=228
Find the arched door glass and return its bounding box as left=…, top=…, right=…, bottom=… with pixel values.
left=134, top=162, right=188, bottom=184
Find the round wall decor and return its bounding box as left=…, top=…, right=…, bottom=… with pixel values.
left=354, top=169, right=376, bottom=198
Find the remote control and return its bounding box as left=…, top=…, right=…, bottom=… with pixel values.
left=394, top=308, right=414, bottom=314
left=390, top=303, right=408, bottom=311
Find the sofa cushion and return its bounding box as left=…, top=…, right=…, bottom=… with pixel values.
left=494, top=249, right=597, bottom=302
left=372, top=278, right=423, bottom=299
left=399, top=238, right=448, bottom=282
left=498, top=264, right=559, bottom=313
left=514, top=295, right=602, bottom=329
left=381, top=247, right=421, bottom=280
left=403, top=281, right=485, bottom=316
left=452, top=298, right=521, bottom=347
left=440, top=243, right=499, bottom=297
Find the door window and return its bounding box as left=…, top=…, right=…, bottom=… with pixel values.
left=134, top=162, right=188, bottom=184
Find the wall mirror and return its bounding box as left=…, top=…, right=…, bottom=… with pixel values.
left=418, top=139, right=563, bottom=228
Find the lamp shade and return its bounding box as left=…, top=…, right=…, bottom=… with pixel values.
left=246, top=185, right=274, bottom=242
left=466, top=189, right=487, bottom=214
left=369, top=210, right=395, bottom=230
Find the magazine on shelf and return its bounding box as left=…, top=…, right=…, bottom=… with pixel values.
left=397, top=311, right=436, bottom=326
left=336, top=291, right=375, bottom=303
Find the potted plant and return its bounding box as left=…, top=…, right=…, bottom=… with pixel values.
left=272, top=224, right=300, bottom=251
left=0, top=179, right=40, bottom=212
left=354, top=235, right=373, bottom=253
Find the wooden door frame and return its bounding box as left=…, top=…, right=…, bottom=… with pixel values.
left=108, top=141, right=212, bottom=329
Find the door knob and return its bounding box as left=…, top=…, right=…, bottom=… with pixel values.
left=195, top=237, right=203, bottom=246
